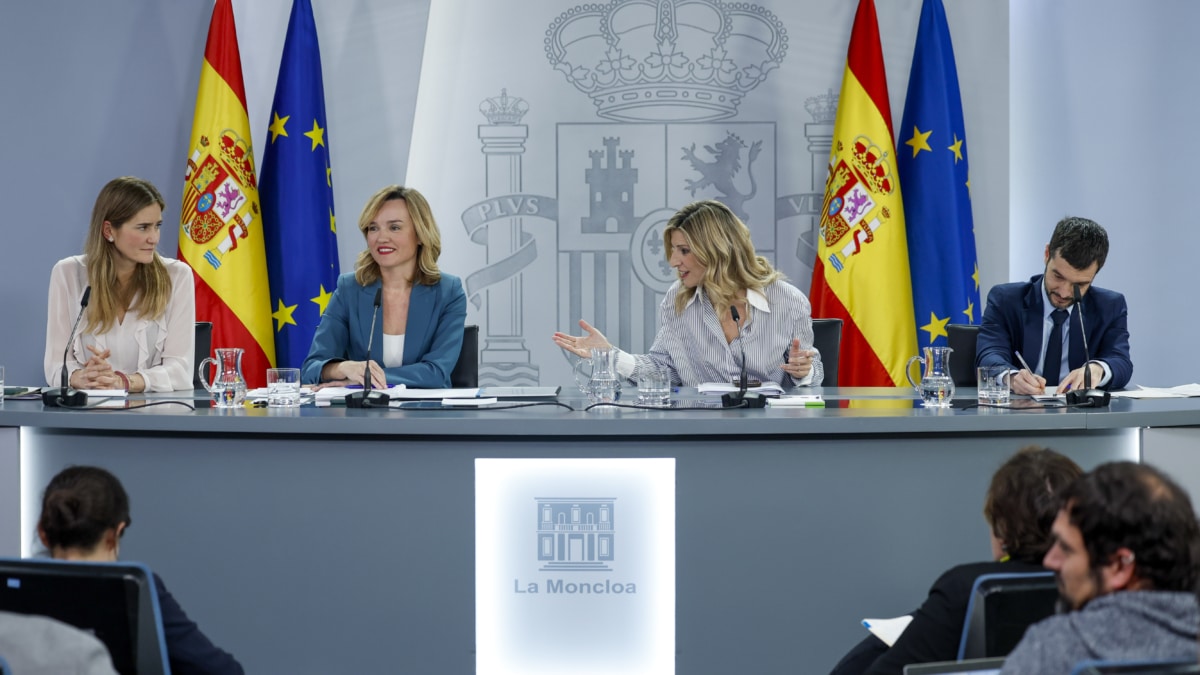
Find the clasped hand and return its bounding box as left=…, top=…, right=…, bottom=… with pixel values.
left=70, top=345, right=119, bottom=389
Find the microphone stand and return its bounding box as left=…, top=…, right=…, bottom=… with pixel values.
left=1064, top=283, right=1110, bottom=408
left=721, top=305, right=767, bottom=409
left=43, top=286, right=92, bottom=408
left=345, top=288, right=391, bottom=408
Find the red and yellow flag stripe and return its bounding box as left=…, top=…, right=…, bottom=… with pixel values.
left=179, top=0, right=274, bottom=387
left=810, top=0, right=917, bottom=387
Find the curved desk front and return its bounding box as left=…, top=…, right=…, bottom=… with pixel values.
left=1, top=388, right=1194, bottom=674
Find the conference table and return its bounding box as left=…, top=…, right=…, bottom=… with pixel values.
left=1, top=387, right=1197, bottom=674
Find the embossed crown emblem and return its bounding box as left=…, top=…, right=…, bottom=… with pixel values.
left=545, top=0, right=787, bottom=122
left=805, top=89, right=838, bottom=125
left=848, top=136, right=893, bottom=194
left=479, top=89, right=530, bottom=125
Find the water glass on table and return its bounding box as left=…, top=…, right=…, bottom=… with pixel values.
left=266, top=368, right=302, bottom=408
left=977, top=365, right=1012, bottom=406
left=636, top=364, right=671, bottom=407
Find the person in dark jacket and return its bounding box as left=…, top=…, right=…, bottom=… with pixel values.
left=1000, top=462, right=1200, bottom=674
left=36, top=465, right=245, bottom=675
left=829, top=446, right=1083, bottom=675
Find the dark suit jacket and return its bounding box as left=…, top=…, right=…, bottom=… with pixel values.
left=154, top=573, right=244, bottom=675
left=828, top=560, right=1044, bottom=675
left=975, top=275, right=1132, bottom=390
left=301, top=272, right=467, bottom=387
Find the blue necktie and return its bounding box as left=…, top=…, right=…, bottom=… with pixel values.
left=1043, top=309, right=1069, bottom=386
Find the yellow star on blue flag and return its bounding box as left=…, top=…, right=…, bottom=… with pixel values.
left=898, top=0, right=981, bottom=347
left=260, top=0, right=340, bottom=368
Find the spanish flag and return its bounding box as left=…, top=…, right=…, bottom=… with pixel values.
left=810, top=0, right=917, bottom=387
left=179, top=0, right=274, bottom=388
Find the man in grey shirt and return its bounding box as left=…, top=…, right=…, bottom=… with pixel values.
left=1000, top=462, right=1200, bottom=674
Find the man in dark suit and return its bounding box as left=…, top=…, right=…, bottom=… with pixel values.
left=976, top=217, right=1131, bottom=394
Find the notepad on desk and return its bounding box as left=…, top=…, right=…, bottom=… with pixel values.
left=697, top=381, right=785, bottom=396
left=313, top=385, right=407, bottom=404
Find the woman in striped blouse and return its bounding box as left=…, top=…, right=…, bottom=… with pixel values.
left=553, top=199, right=824, bottom=388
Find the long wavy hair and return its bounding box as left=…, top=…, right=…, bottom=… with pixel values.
left=663, top=200, right=781, bottom=315
left=82, top=177, right=171, bottom=335
left=353, top=185, right=442, bottom=287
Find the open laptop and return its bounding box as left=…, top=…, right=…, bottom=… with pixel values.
left=905, top=657, right=1006, bottom=675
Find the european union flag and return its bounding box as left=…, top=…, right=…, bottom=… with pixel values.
left=898, top=0, right=979, bottom=348
left=261, top=0, right=339, bottom=368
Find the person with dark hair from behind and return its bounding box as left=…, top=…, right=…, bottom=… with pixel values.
left=999, top=462, right=1200, bottom=674
left=38, top=466, right=245, bottom=675
left=828, top=446, right=1084, bottom=675
left=976, top=216, right=1132, bottom=395
left=0, top=610, right=119, bottom=674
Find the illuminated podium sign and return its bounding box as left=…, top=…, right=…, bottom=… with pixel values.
left=475, top=458, right=675, bottom=675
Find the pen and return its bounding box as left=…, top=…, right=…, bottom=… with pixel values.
left=1014, top=351, right=1033, bottom=374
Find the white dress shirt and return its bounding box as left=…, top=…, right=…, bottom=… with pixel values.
left=614, top=280, right=823, bottom=387
left=44, top=255, right=196, bottom=391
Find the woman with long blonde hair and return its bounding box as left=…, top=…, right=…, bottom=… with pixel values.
left=301, top=185, right=466, bottom=387
left=44, top=177, right=195, bottom=392
left=553, top=199, right=823, bottom=387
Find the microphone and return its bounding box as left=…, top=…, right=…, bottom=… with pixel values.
left=1064, top=283, right=1110, bottom=407
left=721, top=305, right=767, bottom=409
left=43, top=286, right=92, bottom=407
left=345, top=288, right=390, bottom=408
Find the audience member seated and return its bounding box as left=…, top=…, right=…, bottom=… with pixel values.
left=38, top=466, right=245, bottom=675
left=0, top=610, right=119, bottom=675
left=999, top=462, right=1200, bottom=675
left=829, top=446, right=1083, bottom=675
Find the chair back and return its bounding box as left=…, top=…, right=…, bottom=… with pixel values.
left=0, top=558, right=170, bottom=675
left=957, top=571, right=1057, bottom=660
left=812, top=318, right=843, bottom=387
left=1070, top=660, right=1200, bottom=675
left=193, top=321, right=214, bottom=389
left=451, top=325, right=479, bottom=388
left=946, top=323, right=980, bottom=386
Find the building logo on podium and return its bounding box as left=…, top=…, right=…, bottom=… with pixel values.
left=536, top=498, right=615, bottom=571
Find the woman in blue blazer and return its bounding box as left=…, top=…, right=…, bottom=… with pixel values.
left=302, top=185, right=466, bottom=388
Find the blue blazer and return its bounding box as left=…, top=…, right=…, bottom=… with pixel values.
left=976, top=275, right=1132, bottom=390
left=301, top=272, right=467, bottom=387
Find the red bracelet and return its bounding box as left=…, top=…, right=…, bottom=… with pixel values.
left=114, top=371, right=130, bottom=392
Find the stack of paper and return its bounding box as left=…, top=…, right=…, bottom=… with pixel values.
left=1112, top=384, right=1200, bottom=399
